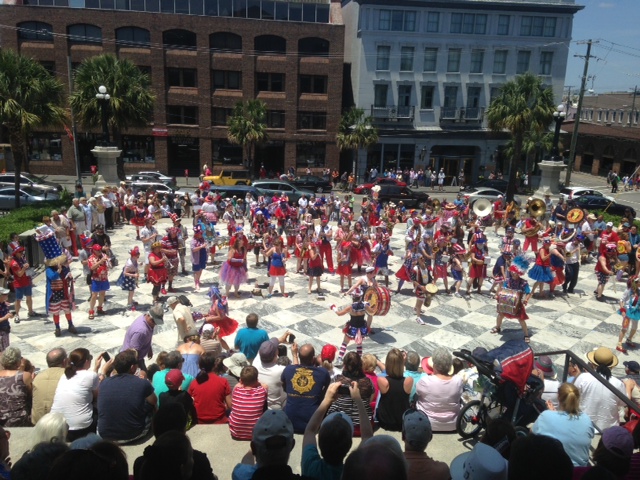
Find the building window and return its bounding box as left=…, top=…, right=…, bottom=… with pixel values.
left=256, top=72, right=284, bottom=92
left=296, top=142, right=326, bottom=167
left=400, top=47, right=414, bottom=72
left=298, top=37, right=329, bottom=57
left=18, top=22, right=53, bottom=42
left=122, top=135, right=155, bottom=163
left=168, top=68, right=197, bottom=88
left=378, top=9, right=416, bottom=31
left=300, top=75, right=328, bottom=94
left=447, top=49, right=461, bottom=73
left=493, top=50, right=507, bottom=74
left=212, top=107, right=232, bottom=126
left=423, top=48, right=437, bottom=72
left=298, top=111, right=326, bottom=130
left=210, top=32, right=242, bottom=52
left=467, top=86, right=481, bottom=108
left=378, top=10, right=390, bottom=30
left=450, top=13, right=486, bottom=34
left=115, top=27, right=150, bottom=47
left=516, top=50, right=531, bottom=74
left=426, top=12, right=439, bottom=33
left=27, top=134, right=63, bottom=162
left=490, top=86, right=502, bottom=103
left=266, top=110, right=285, bottom=128
left=167, top=105, right=198, bottom=125
left=520, top=16, right=556, bottom=37
left=470, top=50, right=484, bottom=74
left=68, top=24, right=102, bottom=44
left=376, top=46, right=391, bottom=71
left=444, top=86, right=458, bottom=108
left=374, top=84, right=388, bottom=108
left=255, top=35, right=286, bottom=54
left=213, top=70, right=241, bottom=89
left=539, top=51, right=553, bottom=75
left=421, top=85, right=434, bottom=109
left=163, top=29, right=197, bottom=49
left=497, top=15, right=510, bottom=35
left=398, top=85, right=411, bottom=107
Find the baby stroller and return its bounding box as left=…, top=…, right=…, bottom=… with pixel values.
left=454, top=340, right=546, bottom=439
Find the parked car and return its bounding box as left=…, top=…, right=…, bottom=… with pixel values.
left=463, top=187, right=522, bottom=207
left=252, top=180, right=314, bottom=204
left=559, top=186, right=614, bottom=203
left=203, top=169, right=252, bottom=186
left=464, top=179, right=509, bottom=193
left=290, top=175, right=332, bottom=193
left=0, top=186, right=60, bottom=210
left=128, top=181, right=175, bottom=196
left=354, top=177, right=407, bottom=194
left=376, top=185, right=429, bottom=208
left=208, top=185, right=261, bottom=200
left=568, top=195, right=636, bottom=218
left=126, top=171, right=177, bottom=188
left=0, top=172, right=63, bottom=194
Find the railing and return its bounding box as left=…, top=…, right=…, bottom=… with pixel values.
left=439, top=107, right=484, bottom=123
left=370, top=105, right=415, bottom=122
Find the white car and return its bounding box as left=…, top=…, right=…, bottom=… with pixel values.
left=463, top=187, right=522, bottom=207
left=126, top=171, right=177, bottom=188
left=559, top=187, right=614, bottom=203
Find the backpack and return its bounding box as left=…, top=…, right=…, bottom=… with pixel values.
left=178, top=294, right=192, bottom=307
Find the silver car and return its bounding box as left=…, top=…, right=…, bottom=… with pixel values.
left=463, top=187, right=522, bottom=207
left=559, top=187, right=614, bottom=203
left=0, top=186, right=60, bottom=209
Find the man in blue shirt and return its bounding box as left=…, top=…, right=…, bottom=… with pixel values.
left=234, top=313, right=269, bottom=361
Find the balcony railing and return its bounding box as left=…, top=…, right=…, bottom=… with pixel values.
left=370, top=105, right=415, bottom=122
left=439, top=107, right=485, bottom=124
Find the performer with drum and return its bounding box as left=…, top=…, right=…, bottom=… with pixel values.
left=616, top=276, right=640, bottom=354
left=528, top=238, right=555, bottom=298
left=488, top=245, right=512, bottom=297
left=490, top=256, right=533, bottom=342
left=595, top=243, right=618, bottom=301
left=330, top=288, right=368, bottom=363
left=346, top=266, right=382, bottom=334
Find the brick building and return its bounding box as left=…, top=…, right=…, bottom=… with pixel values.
left=0, top=0, right=344, bottom=177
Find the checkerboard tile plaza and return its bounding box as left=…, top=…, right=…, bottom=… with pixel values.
left=9, top=220, right=640, bottom=377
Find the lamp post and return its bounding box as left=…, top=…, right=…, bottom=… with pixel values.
left=95, top=85, right=111, bottom=145
left=551, top=104, right=566, bottom=161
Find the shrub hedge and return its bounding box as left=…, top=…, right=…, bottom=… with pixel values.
left=0, top=191, right=71, bottom=244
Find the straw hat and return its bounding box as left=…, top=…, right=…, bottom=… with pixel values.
left=586, top=347, right=618, bottom=368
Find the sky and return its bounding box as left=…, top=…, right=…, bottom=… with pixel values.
left=566, top=0, right=640, bottom=94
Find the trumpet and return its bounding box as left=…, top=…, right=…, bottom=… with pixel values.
left=432, top=199, right=441, bottom=212
left=528, top=198, right=546, bottom=218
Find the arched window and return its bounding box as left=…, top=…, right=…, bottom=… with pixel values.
left=17, top=22, right=53, bottom=42
left=67, top=24, right=102, bottom=45
left=116, top=27, right=150, bottom=47
left=298, top=37, right=329, bottom=57
left=209, top=32, right=242, bottom=52
left=254, top=35, right=285, bottom=55
left=163, top=29, right=197, bottom=49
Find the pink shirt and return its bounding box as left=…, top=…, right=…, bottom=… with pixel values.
left=415, top=374, right=463, bottom=431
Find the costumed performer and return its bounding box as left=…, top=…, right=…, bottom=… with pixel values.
left=491, top=255, right=533, bottom=343
left=337, top=240, right=353, bottom=292
left=220, top=237, right=248, bottom=298
left=595, top=243, right=617, bottom=301
left=616, top=276, right=640, bottom=354
left=117, top=246, right=140, bottom=311
left=330, top=287, right=368, bottom=363
left=148, top=241, right=168, bottom=304
left=528, top=238, right=554, bottom=298
left=204, top=286, right=239, bottom=340
left=190, top=225, right=208, bottom=292
left=265, top=238, right=288, bottom=298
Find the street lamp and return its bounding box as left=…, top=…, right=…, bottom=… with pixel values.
left=95, top=85, right=111, bottom=145
left=550, top=104, right=566, bottom=161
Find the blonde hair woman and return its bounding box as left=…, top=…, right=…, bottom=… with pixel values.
left=376, top=348, right=413, bottom=432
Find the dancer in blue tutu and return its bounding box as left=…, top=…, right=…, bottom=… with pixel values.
left=528, top=237, right=555, bottom=298
left=617, top=276, right=640, bottom=353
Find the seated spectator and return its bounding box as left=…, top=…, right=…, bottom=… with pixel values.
left=201, top=324, right=225, bottom=356
left=342, top=435, right=408, bottom=480
left=573, top=426, right=634, bottom=479
left=30, top=413, right=68, bottom=449
left=146, top=351, right=168, bottom=383
left=188, top=351, right=232, bottom=424
left=404, top=352, right=425, bottom=403
left=415, top=348, right=463, bottom=431
left=282, top=344, right=330, bottom=433
left=10, top=442, right=69, bottom=480
left=97, top=350, right=157, bottom=443
left=253, top=338, right=290, bottom=411
left=532, top=382, right=595, bottom=466
left=0, top=426, right=9, bottom=480
left=327, top=352, right=374, bottom=437
left=623, top=360, right=640, bottom=407
left=402, top=409, right=450, bottom=480
left=152, top=350, right=194, bottom=406
left=319, top=344, right=339, bottom=379
left=31, top=347, right=67, bottom=424
left=137, top=431, right=194, bottom=480
left=0, top=346, right=32, bottom=426
left=377, top=348, right=412, bottom=432
left=178, top=329, right=205, bottom=378
left=302, top=382, right=373, bottom=480
left=361, top=354, right=383, bottom=413
left=575, top=347, right=627, bottom=431
left=229, top=366, right=267, bottom=440
left=223, top=352, right=249, bottom=390
left=534, top=355, right=560, bottom=409
left=159, top=369, right=197, bottom=428
left=508, top=434, right=573, bottom=480
left=450, top=443, right=507, bottom=480
left=457, top=347, right=487, bottom=403
left=479, top=418, right=516, bottom=460
left=233, top=313, right=269, bottom=362
left=48, top=442, right=128, bottom=480
left=133, top=403, right=217, bottom=480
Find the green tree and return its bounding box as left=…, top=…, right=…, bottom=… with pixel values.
left=336, top=107, right=378, bottom=179
left=69, top=54, right=155, bottom=178
left=486, top=73, right=555, bottom=201
left=504, top=129, right=554, bottom=176
left=0, top=50, right=67, bottom=207
left=226, top=100, right=268, bottom=175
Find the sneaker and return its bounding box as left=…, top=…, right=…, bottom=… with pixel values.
left=88, top=310, right=95, bottom=320
left=616, top=345, right=628, bottom=354
left=454, top=292, right=462, bottom=298
left=27, top=311, right=38, bottom=317
left=68, top=325, right=78, bottom=335
left=14, top=316, right=20, bottom=324
left=54, top=329, right=61, bottom=337
left=266, top=293, right=273, bottom=299
left=161, top=288, right=167, bottom=295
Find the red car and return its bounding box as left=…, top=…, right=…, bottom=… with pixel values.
left=354, top=177, right=407, bottom=194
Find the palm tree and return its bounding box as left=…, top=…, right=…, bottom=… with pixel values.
left=0, top=50, right=67, bottom=207
left=226, top=100, right=268, bottom=175
left=486, top=73, right=555, bottom=201
left=336, top=107, right=378, bottom=181
left=69, top=54, right=155, bottom=178
left=504, top=130, right=554, bottom=177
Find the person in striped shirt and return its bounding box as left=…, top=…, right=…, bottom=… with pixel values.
left=229, top=366, right=268, bottom=441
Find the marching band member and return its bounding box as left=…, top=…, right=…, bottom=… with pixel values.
left=87, top=244, right=111, bottom=318
left=295, top=226, right=311, bottom=274
left=528, top=238, right=555, bottom=298
left=161, top=227, right=181, bottom=293
left=599, top=222, right=619, bottom=255
left=316, top=216, right=335, bottom=274
left=433, top=238, right=451, bottom=295
left=493, top=195, right=505, bottom=235
left=580, top=214, right=597, bottom=256
left=616, top=276, right=640, bottom=353
left=204, top=286, right=239, bottom=339
left=451, top=244, right=466, bottom=298
left=617, top=232, right=632, bottom=276
left=140, top=217, right=159, bottom=284
left=346, top=266, right=378, bottom=334
left=147, top=241, right=168, bottom=304
left=372, top=234, right=393, bottom=288
left=307, top=242, right=324, bottom=295
left=220, top=237, right=248, bottom=298
left=563, top=235, right=583, bottom=294
left=499, top=226, right=515, bottom=250
left=595, top=243, right=618, bottom=302
left=171, top=214, right=188, bottom=276
left=117, top=246, right=140, bottom=312
left=413, top=256, right=432, bottom=319
left=490, top=255, right=533, bottom=343
left=10, top=246, right=37, bottom=323
left=521, top=212, right=540, bottom=252
left=466, top=237, right=487, bottom=295
left=337, top=241, right=353, bottom=292
left=548, top=242, right=566, bottom=296
left=222, top=203, right=237, bottom=237
left=350, top=222, right=371, bottom=273
left=330, top=288, right=368, bottom=362
left=265, top=238, right=288, bottom=298
left=405, top=221, right=423, bottom=248
left=396, top=241, right=422, bottom=295
left=251, top=211, right=269, bottom=267
left=45, top=257, right=76, bottom=337
left=489, top=245, right=512, bottom=297
left=190, top=225, right=208, bottom=292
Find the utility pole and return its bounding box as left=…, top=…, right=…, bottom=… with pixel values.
left=564, top=86, right=574, bottom=117
left=629, top=85, right=638, bottom=127
left=67, top=56, right=81, bottom=184
left=565, top=40, right=593, bottom=187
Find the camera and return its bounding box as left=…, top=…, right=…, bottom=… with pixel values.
left=338, top=384, right=351, bottom=395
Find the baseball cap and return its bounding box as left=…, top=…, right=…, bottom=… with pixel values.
left=259, top=338, right=280, bottom=364
left=365, top=266, right=375, bottom=273
left=606, top=222, right=614, bottom=227
left=601, top=426, right=634, bottom=458
left=165, top=296, right=180, bottom=306
left=202, top=323, right=215, bottom=333
left=148, top=304, right=164, bottom=325
left=223, top=352, right=249, bottom=377
left=321, top=344, right=337, bottom=362
left=321, top=412, right=354, bottom=437
left=402, top=410, right=432, bottom=450
left=165, top=369, right=184, bottom=390
left=252, top=410, right=294, bottom=450
left=624, top=360, right=640, bottom=373
left=450, top=443, right=507, bottom=480
left=0, top=287, right=9, bottom=295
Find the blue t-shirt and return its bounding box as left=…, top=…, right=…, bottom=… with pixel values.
left=302, top=444, right=343, bottom=480
left=532, top=410, right=594, bottom=467
left=281, top=365, right=331, bottom=433
left=234, top=327, right=269, bottom=361
left=404, top=370, right=425, bottom=403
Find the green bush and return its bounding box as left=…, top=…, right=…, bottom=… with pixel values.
left=0, top=196, right=69, bottom=244
left=587, top=210, right=640, bottom=229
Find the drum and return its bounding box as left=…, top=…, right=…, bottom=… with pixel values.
left=425, top=283, right=438, bottom=307
left=567, top=208, right=585, bottom=225
left=496, top=289, right=522, bottom=316
left=364, top=286, right=391, bottom=316
left=441, top=254, right=450, bottom=263
left=484, top=256, right=492, bottom=266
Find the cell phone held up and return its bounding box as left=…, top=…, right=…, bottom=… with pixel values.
left=102, top=352, right=111, bottom=362
left=338, top=384, right=350, bottom=395
left=287, top=333, right=296, bottom=344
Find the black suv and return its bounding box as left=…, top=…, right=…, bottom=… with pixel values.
left=377, top=186, right=429, bottom=208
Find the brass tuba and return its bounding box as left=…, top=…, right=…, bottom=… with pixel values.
left=432, top=199, right=441, bottom=212
left=472, top=198, right=493, bottom=218
left=528, top=198, right=546, bottom=218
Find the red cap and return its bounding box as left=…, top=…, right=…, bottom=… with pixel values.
left=91, top=244, right=103, bottom=252
left=321, top=344, right=337, bottom=362
left=165, top=369, right=185, bottom=389
left=421, top=357, right=434, bottom=375
left=12, top=246, right=25, bottom=256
